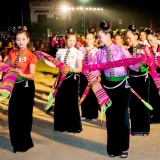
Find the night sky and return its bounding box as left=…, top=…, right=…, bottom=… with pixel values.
left=83, top=0, right=160, bottom=29
left=74, top=0, right=160, bottom=29
left=0, top=0, right=160, bottom=30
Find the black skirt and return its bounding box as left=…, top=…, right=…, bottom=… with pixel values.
left=79, top=73, right=99, bottom=119
left=54, top=73, right=82, bottom=133
left=103, top=78, right=130, bottom=156
left=149, top=75, right=160, bottom=122
left=129, top=71, right=150, bottom=134
left=8, top=80, right=35, bottom=151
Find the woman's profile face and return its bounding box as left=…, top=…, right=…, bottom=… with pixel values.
left=147, top=34, right=157, bottom=47
left=16, top=32, right=29, bottom=50
left=98, top=30, right=108, bottom=45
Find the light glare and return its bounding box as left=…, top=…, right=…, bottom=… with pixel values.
left=62, top=6, right=68, bottom=11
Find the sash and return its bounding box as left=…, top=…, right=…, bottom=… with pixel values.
left=34, top=51, right=69, bottom=111
left=81, top=71, right=112, bottom=121
left=82, top=56, right=160, bottom=94
left=35, top=51, right=112, bottom=120
left=0, top=62, right=18, bottom=103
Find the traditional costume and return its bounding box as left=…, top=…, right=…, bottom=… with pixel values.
left=128, top=44, right=150, bottom=135
left=7, top=48, right=37, bottom=152
left=95, top=43, right=136, bottom=156
left=54, top=47, right=83, bottom=133
left=81, top=47, right=160, bottom=156
left=79, top=46, right=99, bottom=120
left=149, top=44, right=160, bottom=122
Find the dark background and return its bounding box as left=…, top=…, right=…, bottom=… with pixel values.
left=0, top=0, right=159, bottom=32
left=0, top=0, right=30, bottom=30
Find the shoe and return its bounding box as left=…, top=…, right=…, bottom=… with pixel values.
left=12, top=147, right=27, bottom=153
left=120, top=151, right=128, bottom=158
left=91, top=119, right=97, bottom=122
left=73, top=130, right=82, bottom=134
left=143, top=133, right=149, bottom=137
left=45, top=106, right=53, bottom=114
left=18, top=148, right=28, bottom=152
left=109, top=155, right=116, bottom=157
left=130, top=132, right=135, bottom=136
left=13, top=147, right=18, bottom=153
left=81, top=117, right=86, bottom=120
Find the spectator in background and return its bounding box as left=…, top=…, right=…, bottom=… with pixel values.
left=29, top=43, right=36, bottom=53
left=139, top=28, right=150, bottom=47
left=49, top=35, right=58, bottom=57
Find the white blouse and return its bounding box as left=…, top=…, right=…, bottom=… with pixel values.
left=56, top=47, right=83, bottom=69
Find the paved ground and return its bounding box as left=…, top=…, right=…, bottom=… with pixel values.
left=0, top=84, right=160, bottom=160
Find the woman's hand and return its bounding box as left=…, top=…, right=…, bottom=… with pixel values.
left=12, top=68, right=24, bottom=77
left=98, top=77, right=101, bottom=82
left=61, top=66, right=70, bottom=74
left=0, top=55, right=2, bottom=61
left=135, top=61, right=146, bottom=69
left=69, top=66, right=73, bottom=72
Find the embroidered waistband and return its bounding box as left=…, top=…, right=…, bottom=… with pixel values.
left=104, top=75, right=127, bottom=82
left=68, top=71, right=74, bottom=75
left=103, top=76, right=130, bottom=89
left=139, top=67, right=148, bottom=72
left=15, top=77, right=25, bottom=83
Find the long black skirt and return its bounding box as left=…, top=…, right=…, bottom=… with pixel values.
left=103, top=78, right=130, bottom=156
left=79, top=73, right=99, bottom=119
left=129, top=73, right=150, bottom=134
left=149, top=75, right=160, bottom=122
left=54, top=74, right=82, bottom=133
left=8, top=80, right=35, bottom=151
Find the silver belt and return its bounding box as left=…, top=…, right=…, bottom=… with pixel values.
left=65, top=73, right=79, bottom=80
left=129, top=72, right=148, bottom=82
left=15, top=79, right=29, bottom=87
left=103, top=77, right=130, bottom=89
left=15, top=79, right=25, bottom=84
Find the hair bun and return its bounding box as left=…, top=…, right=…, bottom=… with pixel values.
left=17, top=26, right=27, bottom=32
left=146, top=28, right=153, bottom=34
left=99, top=20, right=109, bottom=29
left=128, top=24, right=136, bottom=30
left=66, top=27, right=76, bottom=34
left=87, top=28, right=95, bottom=34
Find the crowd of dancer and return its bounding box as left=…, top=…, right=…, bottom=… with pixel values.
left=1, top=20, right=160, bottom=159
